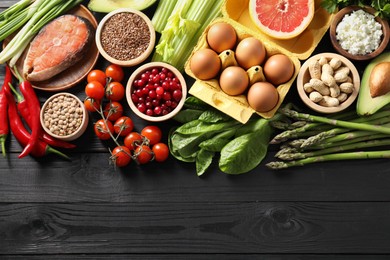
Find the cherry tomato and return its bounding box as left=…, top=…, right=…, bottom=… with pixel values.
left=124, top=132, right=143, bottom=150
left=105, top=64, right=124, bottom=82
left=141, top=125, right=162, bottom=145
left=111, top=146, right=132, bottom=167
left=152, top=143, right=169, bottom=162
left=84, top=97, right=101, bottom=112
left=135, top=145, right=153, bottom=164
left=94, top=119, right=114, bottom=140
left=106, top=81, right=125, bottom=101
left=104, top=101, right=123, bottom=122
left=87, top=69, right=107, bottom=86
left=85, top=81, right=105, bottom=100
left=114, top=116, right=134, bottom=136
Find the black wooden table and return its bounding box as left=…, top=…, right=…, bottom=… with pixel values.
left=1, top=0, right=390, bottom=259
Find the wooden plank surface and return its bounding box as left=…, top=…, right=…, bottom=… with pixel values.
left=1, top=202, right=390, bottom=254
left=1, top=0, right=390, bottom=259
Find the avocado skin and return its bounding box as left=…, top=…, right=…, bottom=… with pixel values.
left=357, top=52, right=390, bottom=116
left=88, top=0, right=156, bottom=13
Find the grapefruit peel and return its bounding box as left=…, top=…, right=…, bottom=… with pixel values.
left=249, top=0, right=315, bottom=40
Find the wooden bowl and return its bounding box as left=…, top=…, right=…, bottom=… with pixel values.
left=297, top=53, right=360, bottom=114
left=126, top=62, right=187, bottom=122
left=96, top=8, right=155, bottom=67
left=330, top=5, right=390, bottom=61
left=40, top=93, right=89, bottom=141
left=4, top=5, right=99, bottom=91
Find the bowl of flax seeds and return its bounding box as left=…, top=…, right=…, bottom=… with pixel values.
left=95, top=8, right=156, bottom=67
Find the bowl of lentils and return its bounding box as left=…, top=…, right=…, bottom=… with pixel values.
left=330, top=5, right=390, bottom=61
left=40, top=92, right=89, bottom=141
left=126, top=62, right=187, bottom=122
left=95, top=8, right=156, bottom=67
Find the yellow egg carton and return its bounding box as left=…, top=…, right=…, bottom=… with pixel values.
left=223, top=0, right=334, bottom=60
left=185, top=0, right=334, bottom=123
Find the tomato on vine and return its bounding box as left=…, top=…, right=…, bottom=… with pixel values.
left=85, top=81, right=105, bottom=100
left=152, top=143, right=169, bottom=162
left=135, top=145, right=153, bottom=164
left=94, top=119, right=114, bottom=140
left=84, top=97, right=100, bottom=112
left=87, top=69, right=107, bottom=86
left=111, top=146, right=132, bottom=167
left=104, top=101, right=124, bottom=122
left=114, top=116, right=134, bottom=137
left=141, top=125, right=162, bottom=146
left=124, top=132, right=143, bottom=150
left=106, top=64, right=124, bottom=82
left=106, top=81, right=125, bottom=101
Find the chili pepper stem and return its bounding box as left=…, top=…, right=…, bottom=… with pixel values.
left=46, top=145, right=70, bottom=160
left=0, top=135, right=6, bottom=157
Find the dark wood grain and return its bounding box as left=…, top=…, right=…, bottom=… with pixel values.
left=3, top=256, right=390, bottom=260
left=1, top=0, right=390, bottom=259
left=1, top=202, right=390, bottom=254
left=1, top=151, right=390, bottom=203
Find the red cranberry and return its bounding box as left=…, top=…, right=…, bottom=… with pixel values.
left=131, top=66, right=182, bottom=117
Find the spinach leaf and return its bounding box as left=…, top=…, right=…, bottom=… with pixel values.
left=183, top=96, right=209, bottom=110
left=198, top=109, right=232, bottom=123
left=173, top=109, right=204, bottom=123
left=196, top=149, right=215, bottom=176
left=219, top=120, right=272, bottom=174
left=175, top=120, right=240, bottom=135
left=199, top=129, right=237, bottom=152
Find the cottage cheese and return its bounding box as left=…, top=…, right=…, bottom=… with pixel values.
left=336, top=9, right=383, bottom=55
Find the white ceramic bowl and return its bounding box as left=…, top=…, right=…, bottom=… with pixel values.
left=126, top=62, right=187, bottom=122
left=40, top=92, right=89, bottom=141
left=95, top=8, right=156, bottom=67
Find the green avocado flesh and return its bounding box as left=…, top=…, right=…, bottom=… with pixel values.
left=357, top=52, right=390, bottom=116
left=88, top=0, right=156, bottom=12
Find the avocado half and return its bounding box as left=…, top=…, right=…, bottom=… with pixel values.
left=357, top=52, right=390, bottom=116
left=88, top=0, right=156, bottom=13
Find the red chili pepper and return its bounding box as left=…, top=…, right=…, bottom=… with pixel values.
left=11, top=67, right=41, bottom=158
left=17, top=81, right=40, bottom=158
left=7, top=83, right=76, bottom=149
left=4, top=82, right=69, bottom=159
left=0, top=66, right=11, bottom=157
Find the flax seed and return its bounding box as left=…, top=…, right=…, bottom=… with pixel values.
left=100, top=12, right=151, bottom=61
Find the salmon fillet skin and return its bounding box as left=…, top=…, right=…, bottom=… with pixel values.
left=23, top=14, right=94, bottom=82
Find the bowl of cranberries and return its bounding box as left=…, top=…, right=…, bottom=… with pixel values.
left=126, top=62, right=187, bottom=122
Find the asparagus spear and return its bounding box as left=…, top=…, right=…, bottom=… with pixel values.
left=267, top=150, right=390, bottom=170
left=276, top=139, right=390, bottom=160
left=279, top=107, right=390, bottom=135
left=309, top=132, right=387, bottom=150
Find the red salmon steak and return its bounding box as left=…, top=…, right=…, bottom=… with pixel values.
left=23, top=14, right=94, bottom=82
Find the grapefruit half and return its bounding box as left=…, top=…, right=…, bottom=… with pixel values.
left=249, top=0, right=315, bottom=40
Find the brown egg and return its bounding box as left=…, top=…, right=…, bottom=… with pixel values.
left=235, top=37, right=266, bottom=69
left=247, top=82, right=279, bottom=112
left=207, top=22, right=237, bottom=53
left=190, top=48, right=221, bottom=80
left=219, top=66, right=249, bottom=96
left=263, top=53, right=294, bottom=85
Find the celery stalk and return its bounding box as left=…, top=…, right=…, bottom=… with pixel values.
left=152, top=0, right=224, bottom=71
left=172, top=0, right=224, bottom=70
left=151, top=0, right=178, bottom=33
left=155, top=0, right=195, bottom=61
